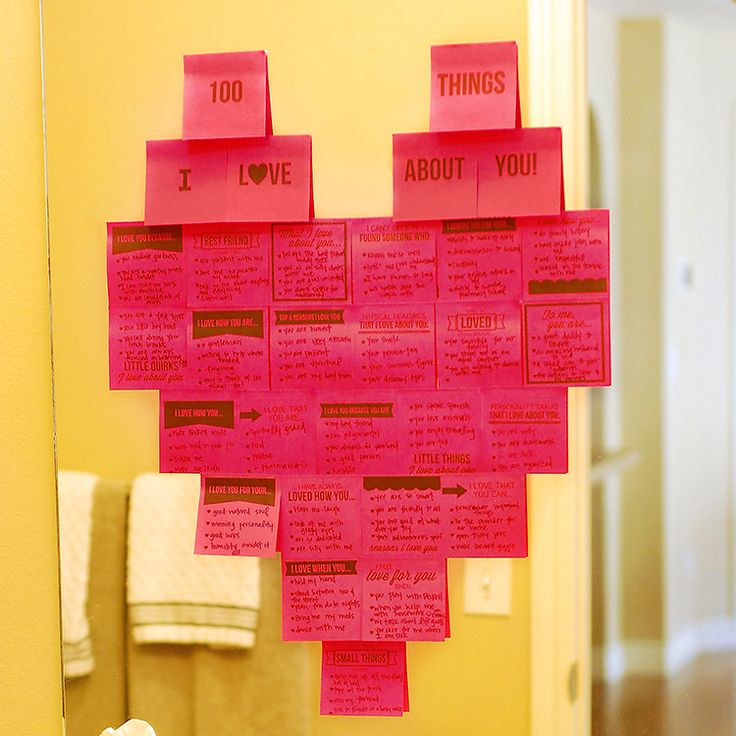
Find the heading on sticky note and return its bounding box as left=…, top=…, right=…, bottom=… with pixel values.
left=392, top=128, right=563, bottom=221
left=145, top=136, right=312, bottom=224
left=430, top=42, right=521, bottom=131
left=183, top=51, right=272, bottom=140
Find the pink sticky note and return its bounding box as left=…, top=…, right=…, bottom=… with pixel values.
left=272, top=221, right=349, bottom=302
left=402, top=390, right=483, bottom=473
left=109, top=308, right=187, bottom=389
left=353, top=304, right=436, bottom=389
left=521, top=209, right=610, bottom=299
left=444, top=562, right=450, bottom=639
left=225, top=136, right=312, bottom=222
left=281, top=559, right=362, bottom=641
left=194, top=475, right=279, bottom=557
left=430, top=42, right=520, bottom=132
left=393, top=132, right=478, bottom=221
left=350, top=219, right=439, bottom=304
left=107, top=222, right=185, bottom=307
left=362, top=557, right=446, bottom=641
left=482, top=387, right=568, bottom=473
left=280, top=476, right=362, bottom=559
left=184, top=223, right=271, bottom=307
left=441, top=474, right=527, bottom=557
left=361, top=476, right=443, bottom=557
left=437, top=218, right=522, bottom=301
left=183, top=51, right=271, bottom=140
left=159, top=392, right=239, bottom=474
left=404, top=653, right=410, bottom=709
left=186, top=308, right=269, bottom=391
left=477, top=127, right=563, bottom=218
left=436, top=301, right=523, bottom=387
left=270, top=307, right=354, bottom=388
left=145, top=139, right=228, bottom=225
left=233, top=392, right=317, bottom=475
left=321, top=641, right=407, bottom=717
left=523, top=301, right=611, bottom=386
left=316, top=393, right=403, bottom=475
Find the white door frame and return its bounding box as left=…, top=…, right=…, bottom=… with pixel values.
left=528, top=1, right=591, bottom=734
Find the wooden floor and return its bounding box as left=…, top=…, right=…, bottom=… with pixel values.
left=592, top=652, right=736, bottom=735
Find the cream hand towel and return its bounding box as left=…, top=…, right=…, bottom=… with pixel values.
left=127, top=473, right=260, bottom=648
left=98, top=719, right=157, bottom=736
left=58, top=470, right=97, bottom=678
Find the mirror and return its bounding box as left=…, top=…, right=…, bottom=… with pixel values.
left=44, top=2, right=559, bottom=736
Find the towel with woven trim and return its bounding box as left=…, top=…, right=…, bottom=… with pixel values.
left=58, top=470, right=97, bottom=678
left=127, top=473, right=260, bottom=648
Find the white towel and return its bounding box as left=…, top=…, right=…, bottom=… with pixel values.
left=127, top=473, right=260, bottom=648
left=99, top=719, right=157, bottom=736
left=58, top=470, right=97, bottom=678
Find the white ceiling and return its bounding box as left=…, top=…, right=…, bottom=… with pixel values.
left=589, top=0, right=736, bottom=20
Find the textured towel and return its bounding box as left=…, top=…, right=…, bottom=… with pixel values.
left=58, top=470, right=97, bottom=678
left=127, top=473, right=260, bottom=648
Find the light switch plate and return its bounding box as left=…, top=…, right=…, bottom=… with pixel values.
left=464, top=558, right=512, bottom=616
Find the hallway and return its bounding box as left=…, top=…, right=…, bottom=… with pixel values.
left=593, top=653, right=736, bottom=735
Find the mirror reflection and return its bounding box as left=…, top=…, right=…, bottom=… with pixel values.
left=46, top=4, right=543, bottom=736
left=588, top=1, right=736, bottom=733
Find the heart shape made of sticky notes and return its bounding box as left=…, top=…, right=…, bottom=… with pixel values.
left=248, top=163, right=268, bottom=184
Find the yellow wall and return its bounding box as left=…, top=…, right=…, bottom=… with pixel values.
left=618, top=19, right=664, bottom=641
left=0, top=3, right=64, bottom=734
left=43, top=0, right=532, bottom=733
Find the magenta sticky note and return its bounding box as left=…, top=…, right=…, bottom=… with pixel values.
left=436, top=301, right=523, bottom=387
left=236, top=392, right=318, bottom=475
left=521, top=209, right=610, bottom=299
left=351, top=219, right=439, bottom=304
left=281, top=559, right=362, bottom=641
left=183, top=223, right=271, bottom=307
left=442, top=474, right=527, bottom=557
left=194, top=475, right=279, bottom=556
left=280, top=476, right=362, bottom=559
left=430, top=42, right=520, bottom=132
left=361, top=476, right=443, bottom=557
left=186, top=308, right=269, bottom=391
left=362, top=557, right=446, bottom=641
left=183, top=51, right=270, bottom=140
left=316, top=393, right=403, bottom=475
left=482, top=387, right=568, bottom=473
left=225, top=135, right=312, bottom=222
left=353, top=304, right=436, bottom=389
left=402, top=390, right=483, bottom=474
left=444, top=562, right=450, bottom=639
left=437, top=218, right=522, bottom=301
left=477, top=127, right=563, bottom=218
left=524, top=300, right=611, bottom=386
left=107, top=222, right=185, bottom=307
left=159, top=393, right=240, bottom=474
left=272, top=221, right=349, bottom=302
left=403, top=652, right=410, bottom=709
left=145, top=139, right=228, bottom=225
left=109, top=308, right=187, bottom=389
left=393, top=132, right=478, bottom=221
left=270, top=307, right=354, bottom=389
left=320, top=641, right=407, bottom=716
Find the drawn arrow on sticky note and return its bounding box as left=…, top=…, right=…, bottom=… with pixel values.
left=442, top=484, right=468, bottom=498
left=239, top=409, right=262, bottom=421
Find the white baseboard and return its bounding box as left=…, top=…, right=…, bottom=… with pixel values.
left=592, top=641, right=625, bottom=681
left=593, top=616, right=736, bottom=681
left=665, top=616, right=736, bottom=674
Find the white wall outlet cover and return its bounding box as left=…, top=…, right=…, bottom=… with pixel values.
left=464, top=558, right=512, bottom=616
